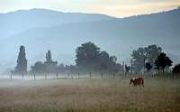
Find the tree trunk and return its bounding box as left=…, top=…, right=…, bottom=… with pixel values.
left=162, top=68, right=165, bottom=75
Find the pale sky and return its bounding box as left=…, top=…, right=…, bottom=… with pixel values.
left=0, top=0, right=180, bottom=17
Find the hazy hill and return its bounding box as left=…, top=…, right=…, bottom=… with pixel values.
left=0, top=8, right=180, bottom=71
left=0, top=9, right=113, bottom=39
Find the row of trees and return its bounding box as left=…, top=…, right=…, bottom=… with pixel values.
left=131, top=45, right=174, bottom=74
left=13, top=43, right=180, bottom=75
left=30, top=42, right=123, bottom=74
left=13, top=43, right=123, bottom=74
left=31, top=50, right=58, bottom=73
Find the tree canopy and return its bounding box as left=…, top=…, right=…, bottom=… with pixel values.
left=75, top=42, right=122, bottom=73
left=145, top=62, right=153, bottom=72
left=46, top=50, right=52, bottom=63
left=173, top=64, right=180, bottom=74
left=131, top=45, right=162, bottom=73
left=31, top=61, right=46, bottom=73
left=31, top=50, right=58, bottom=73
left=155, top=53, right=173, bottom=73
left=15, top=45, right=27, bottom=74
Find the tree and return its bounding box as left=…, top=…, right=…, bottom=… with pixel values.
left=31, top=50, right=58, bottom=73
left=15, top=45, right=27, bottom=74
left=155, top=53, right=173, bottom=74
left=44, top=50, right=57, bottom=73
left=172, top=64, right=180, bottom=74
left=125, top=65, right=130, bottom=74
left=75, top=42, right=122, bottom=73
left=131, top=47, right=146, bottom=72
left=31, top=61, right=46, bottom=73
left=46, top=50, right=52, bottom=63
left=97, top=51, right=110, bottom=71
left=75, top=42, right=100, bottom=71
left=145, top=45, right=162, bottom=64
left=131, top=45, right=162, bottom=73
left=57, top=64, right=65, bottom=73
left=145, top=62, right=152, bottom=72
left=97, top=51, right=118, bottom=72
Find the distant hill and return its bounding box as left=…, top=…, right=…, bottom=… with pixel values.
left=0, top=9, right=114, bottom=39
left=0, top=8, right=180, bottom=72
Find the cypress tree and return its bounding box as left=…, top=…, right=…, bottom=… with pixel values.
left=15, top=45, right=27, bottom=74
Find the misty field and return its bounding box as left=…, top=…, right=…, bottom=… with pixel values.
left=0, top=76, right=179, bottom=112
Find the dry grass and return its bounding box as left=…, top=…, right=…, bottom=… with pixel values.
left=0, top=77, right=179, bottom=112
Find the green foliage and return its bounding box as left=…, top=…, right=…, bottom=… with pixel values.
left=15, top=45, right=27, bottom=74
left=75, top=42, right=122, bottom=72
left=155, top=53, right=173, bottom=73
left=131, top=44, right=162, bottom=73
left=31, top=61, right=46, bottom=73
left=125, top=65, right=130, bottom=73
left=31, top=50, right=58, bottom=73
left=75, top=42, right=100, bottom=71
left=46, top=50, right=52, bottom=63
left=173, top=64, right=180, bottom=74
left=145, top=62, right=152, bottom=71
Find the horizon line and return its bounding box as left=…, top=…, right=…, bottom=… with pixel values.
left=0, top=7, right=179, bottom=18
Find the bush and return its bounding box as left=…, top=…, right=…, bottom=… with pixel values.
left=172, top=64, right=180, bottom=74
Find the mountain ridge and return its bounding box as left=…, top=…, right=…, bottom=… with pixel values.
left=0, top=8, right=180, bottom=72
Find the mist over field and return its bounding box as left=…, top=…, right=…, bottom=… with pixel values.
left=0, top=1, right=180, bottom=111
left=0, top=8, right=180, bottom=72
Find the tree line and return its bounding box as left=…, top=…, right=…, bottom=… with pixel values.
left=12, top=42, right=180, bottom=76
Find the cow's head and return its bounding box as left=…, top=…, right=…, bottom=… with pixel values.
left=129, top=78, right=135, bottom=85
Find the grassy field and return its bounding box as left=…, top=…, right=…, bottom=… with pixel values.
left=0, top=77, right=179, bottom=112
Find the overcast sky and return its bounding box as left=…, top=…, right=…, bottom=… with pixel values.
left=0, top=0, right=180, bottom=17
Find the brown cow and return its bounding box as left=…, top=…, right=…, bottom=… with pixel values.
left=129, top=77, right=144, bottom=87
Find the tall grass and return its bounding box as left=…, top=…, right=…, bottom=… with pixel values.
left=0, top=77, right=179, bottom=112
